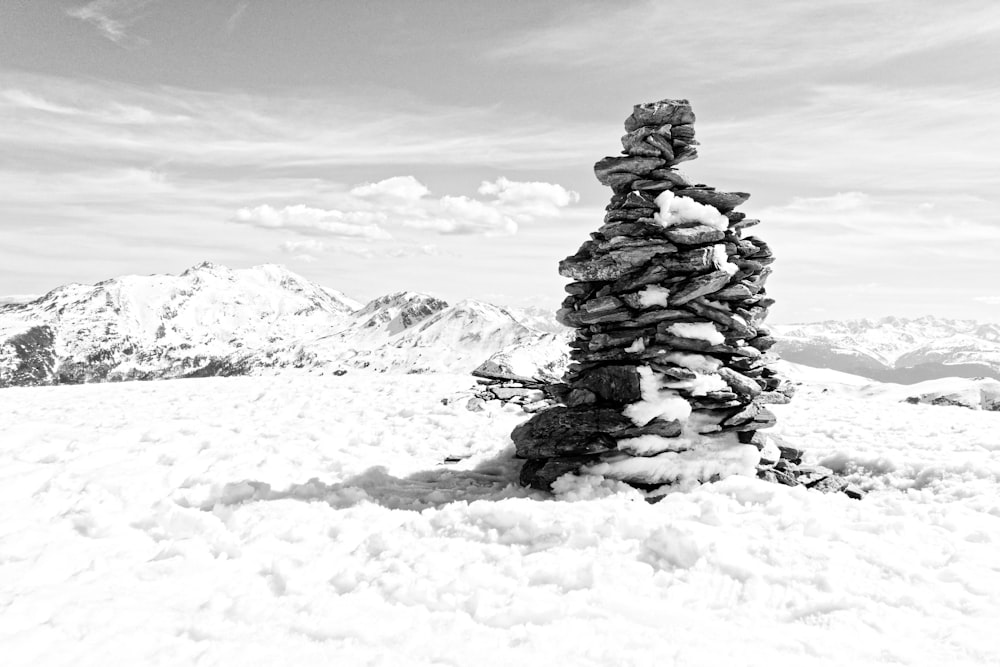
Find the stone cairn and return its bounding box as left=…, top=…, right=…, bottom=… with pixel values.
left=511, top=98, right=860, bottom=498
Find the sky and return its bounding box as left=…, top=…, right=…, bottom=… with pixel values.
left=1, top=0, right=999, bottom=323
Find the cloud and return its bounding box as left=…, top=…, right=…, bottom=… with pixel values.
left=401, top=195, right=518, bottom=236
left=973, top=296, right=1000, bottom=306
left=477, top=177, right=580, bottom=219
left=224, top=1, right=249, bottom=36
left=2, top=87, right=186, bottom=125
left=0, top=72, right=605, bottom=175
left=66, top=0, right=155, bottom=45
left=350, top=176, right=431, bottom=201
left=490, top=0, right=1000, bottom=80
left=241, top=176, right=578, bottom=240
left=279, top=239, right=327, bottom=255
left=234, top=205, right=392, bottom=240
left=279, top=239, right=445, bottom=261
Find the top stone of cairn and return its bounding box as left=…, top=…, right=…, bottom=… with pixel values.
left=624, top=99, right=696, bottom=131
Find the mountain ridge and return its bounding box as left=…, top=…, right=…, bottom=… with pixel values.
left=3, top=263, right=999, bottom=388
left=0, top=263, right=561, bottom=387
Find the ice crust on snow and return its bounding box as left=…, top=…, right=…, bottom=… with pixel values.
left=623, top=365, right=693, bottom=426
left=666, top=321, right=725, bottom=345
left=653, top=190, right=729, bottom=230
left=2, top=367, right=1000, bottom=665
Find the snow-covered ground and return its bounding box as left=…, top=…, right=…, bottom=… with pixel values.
left=2, top=368, right=999, bottom=666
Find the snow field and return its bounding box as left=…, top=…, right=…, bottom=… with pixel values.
left=1, top=369, right=999, bottom=666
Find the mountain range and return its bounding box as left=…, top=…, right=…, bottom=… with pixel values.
left=0, top=262, right=566, bottom=387
left=2, top=263, right=999, bottom=389
left=772, top=317, right=1000, bottom=382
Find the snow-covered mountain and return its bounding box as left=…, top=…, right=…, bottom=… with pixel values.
left=0, top=263, right=561, bottom=387
left=301, top=296, right=554, bottom=374
left=7, top=265, right=1000, bottom=390
left=0, top=262, right=361, bottom=386
left=772, top=316, right=1000, bottom=382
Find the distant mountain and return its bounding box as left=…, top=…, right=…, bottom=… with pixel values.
left=0, top=295, right=40, bottom=306
left=772, top=316, right=1000, bottom=383
left=8, top=265, right=996, bottom=390
left=301, top=296, right=551, bottom=374
left=0, top=263, right=562, bottom=387
left=501, top=305, right=564, bottom=334
left=0, top=262, right=360, bottom=387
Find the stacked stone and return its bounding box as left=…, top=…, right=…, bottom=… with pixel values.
left=512, top=98, right=794, bottom=493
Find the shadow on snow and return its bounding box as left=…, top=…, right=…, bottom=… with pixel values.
left=195, top=445, right=545, bottom=512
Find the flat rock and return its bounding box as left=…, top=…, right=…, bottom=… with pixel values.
left=674, top=188, right=751, bottom=212
left=646, top=362, right=697, bottom=381
left=631, top=179, right=676, bottom=193
left=624, top=99, right=696, bottom=131
left=511, top=407, right=633, bottom=459
left=559, top=244, right=678, bottom=282
left=664, top=224, right=725, bottom=245
left=594, top=156, right=666, bottom=186
left=617, top=418, right=684, bottom=440
left=712, top=283, right=754, bottom=301
left=564, top=388, right=597, bottom=407
left=620, top=127, right=662, bottom=157
left=648, top=169, right=693, bottom=188
left=669, top=271, right=732, bottom=305
left=574, top=364, right=642, bottom=403
left=684, top=298, right=755, bottom=337
left=717, top=367, right=762, bottom=397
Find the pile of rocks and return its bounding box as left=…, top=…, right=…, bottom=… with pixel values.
left=467, top=376, right=557, bottom=414
left=511, top=98, right=851, bottom=496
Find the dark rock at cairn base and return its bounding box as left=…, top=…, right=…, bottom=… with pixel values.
left=520, top=454, right=610, bottom=491
left=511, top=406, right=634, bottom=459
left=573, top=364, right=642, bottom=404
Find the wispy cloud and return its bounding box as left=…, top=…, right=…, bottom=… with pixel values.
left=698, top=84, right=1000, bottom=203
left=234, top=205, right=392, bottom=240
left=490, top=0, right=1000, bottom=80
left=0, top=73, right=606, bottom=173
left=224, top=1, right=249, bottom=36
left=66, top=0, right=156, bottom=46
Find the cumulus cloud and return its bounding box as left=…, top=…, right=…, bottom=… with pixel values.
left=238, top=175, right=577, bottom=240
left=477, top=177, right=579, bottom=219
left=973, top=296, right=1000, bottom=305
left=401, top=195, right=518, bottom=235
left=350, top=176, right=430, bottom=201
left=234, top=204, right=391, bottom=240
